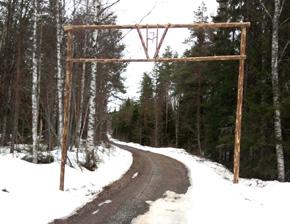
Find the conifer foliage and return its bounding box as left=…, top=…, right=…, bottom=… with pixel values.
left=112, top=1, right=290, bottom=181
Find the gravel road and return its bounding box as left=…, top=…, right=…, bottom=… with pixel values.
left=52, top=143, right=190, bottom=224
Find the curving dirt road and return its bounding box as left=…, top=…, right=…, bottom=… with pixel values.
left=52, top=143, right=190, bottom=224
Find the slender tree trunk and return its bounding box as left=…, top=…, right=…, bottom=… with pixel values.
left=75, top=56, right=86, bottom=147
left=139, top=126, right=142, bottom=144
left=2, top=112, right=8, bottom=146
left=165, top=94, right=168, bottom=145
left=0, top=0, right=11, bottom=53
left=11, top=33, right=22, bottom=154
left=271, top=0, right=285, bottom=181
left=38, top=118, right=43, bottom=150
left=37, top=23, right=43, bottom=146
left=1, top=82, right=12, bottom=146
left=32, top=0, right=39, bottom=163
left=75, top=0, right=89, bottom=149
left=86, top=0, right=99, bottom=169
left=96, top=84, right=107, bottom=143
left=174, top=95, right=179, bottom=148
left=46, top=94, right=53, bottom=151
left=1, top=0, right=13, bottom=146
left=196, top=72, right=202, bottom=155
left=154, top=97, right=159, bottom=147
left=56, top=0, right=63, bottom=144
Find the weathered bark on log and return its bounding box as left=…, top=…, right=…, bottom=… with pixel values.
left=64, top=22, right=251, bottom=31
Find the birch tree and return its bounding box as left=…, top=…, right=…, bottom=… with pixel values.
left=256, top=0, right=286, bottom=181
left=32, top=0, right=39, bottom=163
left=75, top=0, right=89, bottom=149
left=85, top=0, right=99, bottom=169
left=56, top=0, right=63, bottom=144
left=270, top=0, right=285, bottom=181
left=260, top=0, right=286, bottom=181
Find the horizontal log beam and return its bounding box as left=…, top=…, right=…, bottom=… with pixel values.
left=64, top=22, right=251, bottom=32
left=68, top=55, right=246, bottom=63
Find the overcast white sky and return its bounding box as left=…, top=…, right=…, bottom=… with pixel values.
left=109, top=0, right=218, bottom=108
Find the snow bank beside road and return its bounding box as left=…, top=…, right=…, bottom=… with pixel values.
left=0, top=144, right=132, bottom=224
left=112, top=138, right=290, bottom=224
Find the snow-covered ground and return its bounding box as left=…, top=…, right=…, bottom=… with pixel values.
left=2, top=138, right=289, bottom=224
left=0, top=144, right=132, bottom=224
left=111, top=138, right=290, bottom=224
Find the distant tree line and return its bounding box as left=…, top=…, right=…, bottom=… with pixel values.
left=112, top=0, right=290, bottom=181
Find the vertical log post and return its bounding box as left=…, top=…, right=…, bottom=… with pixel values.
left=233, top=27, right=247, bottom=183
left=59, top=30, right=73, bottom=191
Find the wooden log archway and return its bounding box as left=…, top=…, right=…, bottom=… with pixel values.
left=59, top=22, right=250, bottom=191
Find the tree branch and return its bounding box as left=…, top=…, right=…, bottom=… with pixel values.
left=279, top=41, right=290, bottom=63
left=97, top=0, right=121, bottom=17
left=108, top=93, right=126, bottom=102
left=137, top=0, right=158, bottom=24
left=106, top=0, right=159, bottom=47
left=279, top=0, right=285, bottom=16
left=280, top=17, right=290, bottom=26
left=259, top=0, right=272, bottom=20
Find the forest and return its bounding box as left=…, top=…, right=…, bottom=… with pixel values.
left=1, top=0, right=290, bottom=223
left=0, top=0, right=126, bottom=169
left=0, top=0, right=289, bottom=182
left=112, top=0, right=290, bottom=181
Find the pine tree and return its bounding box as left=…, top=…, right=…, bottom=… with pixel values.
left=153, top=47, right=176, bottom=146
left=188, top=2, right=210, bottom=155
left=140, top=73, right=155, bottom=145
